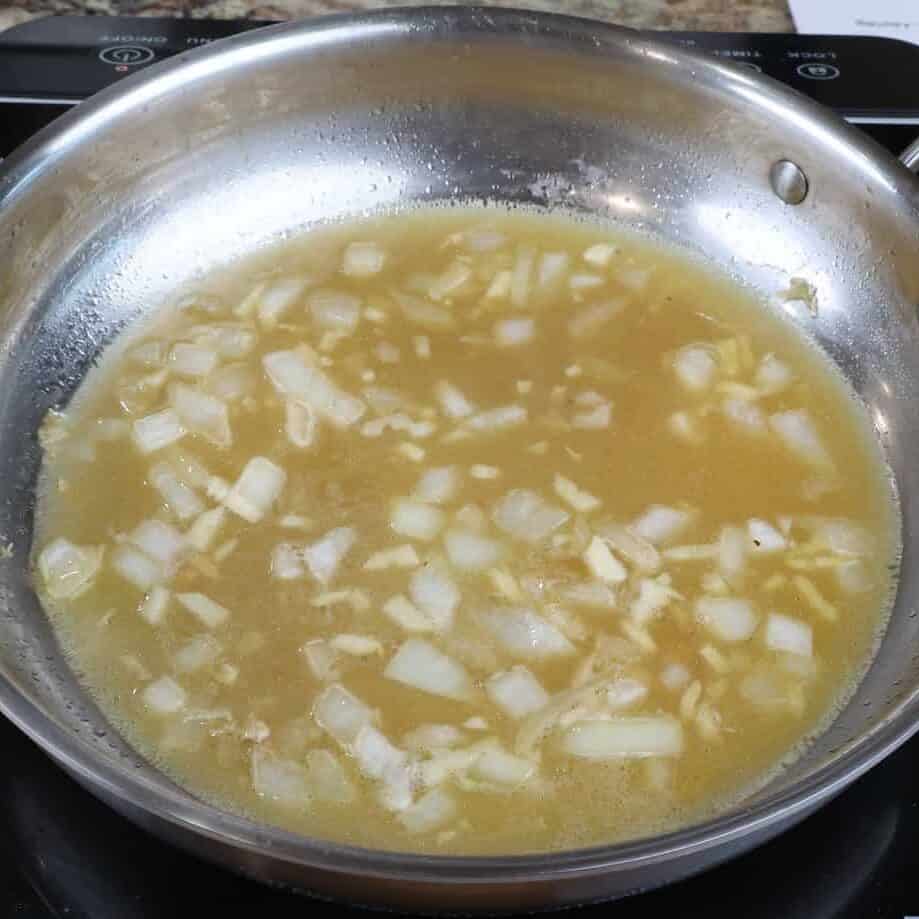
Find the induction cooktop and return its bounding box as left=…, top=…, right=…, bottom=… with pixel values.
left=0, top=15, right=918, bottom=919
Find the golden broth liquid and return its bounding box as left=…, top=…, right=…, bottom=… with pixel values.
left=33, top=208, right=897, bottom=854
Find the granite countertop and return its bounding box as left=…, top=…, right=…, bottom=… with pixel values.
left=0, top=1, right=793, bottom=35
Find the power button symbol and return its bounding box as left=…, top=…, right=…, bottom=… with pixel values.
left=796, top=62, right=840, bottom=80
left=99, top=46, right=156, bottom=66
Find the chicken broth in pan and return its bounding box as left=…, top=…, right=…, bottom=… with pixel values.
left=33, top=207, right=897, bottom=854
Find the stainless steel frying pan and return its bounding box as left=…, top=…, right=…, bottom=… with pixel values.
left=0, top=8, right=917, bottom=912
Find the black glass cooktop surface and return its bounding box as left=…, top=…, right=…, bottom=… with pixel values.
left=1, top=15, right=918, bottom=919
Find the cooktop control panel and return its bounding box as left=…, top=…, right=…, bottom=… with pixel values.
left=0, top=15, right=918, bottom=157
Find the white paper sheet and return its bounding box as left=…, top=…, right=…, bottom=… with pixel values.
left=789, top=0, right=919, bottom=45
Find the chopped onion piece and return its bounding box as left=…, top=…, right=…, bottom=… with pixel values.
left=132, top=409, right=185, bottom=455
left=129, top=341, right=166, bottom=368
left=493, top=489, right=569, bottom=544
left=695, top=596, right=757, bottom=642
left=596, top=522, right=660, bottom=573
left=563, top=717, right=683, bottom=759
left=718, top=525, right=747, bottom=584
left=809, top=517, right=871, bottom=556
left=174, top=634, right=221, bottom=673
left=429, top=260, right=473, bottom=302
left=225, top=457, right=286, bottom=523
left=244, top=717, right=271, bottom=743
left=434, top=380, right=476, bottom=419
left=568, top=300, right=624, bottom=339
left=409, top=565, right=460, bottom=632
left=391, top=499, right=445, bottom=542
left=378, top=761, right=415, bottom=813
left=38, top=538, right=103, bottom=599
left=606, top=678, right=648, bottom=709
left=149, top=462, right=204, bottom=520
left=251, top=747, right=310, bottom=807
left=263, top=350, right=366, bottom=428
left=464, top=404, right=527, bottom=433
left=748, top=519, right=787, bottom=554
left=393, top=291, right=455, bottom=330
left=470, top=464, right=500, bottom=480
left=364, top=544, right=420, bottom=571
left=280, top=514, right=313, bottom=531
left=343, top=241, right=386, bottom=278
left=673, top=345, right=717, bottom=392
left=168, top=343, right=219, bottom=378
left=510, top=245, right=534, bottom=308
left=185, top=508, right=225, bottom=553
left=301, top=639, right=338, bottom=681
left=207, top=363, right=256, bottom=403
left=535, top=251, right=570, bottom=298
left=722, top=398, right=766, bottom=435
left=569, top=272, right=604, bottom=292
left=93, top=417, right=129, bottom=442
left=660, top=662, right=691, bottom=691
left=314, top=683, right=374, bottom=747
left=303, top=527, right=356, bottom=585
left=583, top=536, right=627, bottom=584
left=454, top=504, right=487, bottom=531
left=486, top=666, right=549, bottom=719
left=470, top=746, right=535, bottom=787
left=142, top=676, right=186, bottom=714
left=353, top=725, right=406, bottom=780
left=361, top=413, right=435, bottom=439
left=190, top=324, right=256, bottom=360
left=571, top=400, right=612, bottom=430
left=494, top=317, right=535, bottom=347
left=770, top=410, right=834, bottom=469
left=668, top=410, right=704, bottom=445
left=444, top=529, right=503, bottom=570
left=413, top=466, right=460, bottom=504
left=558, top=580, right=617, bottom=609
left=252, top=279, right=304, bottom=327
left=170, top=452, right=212, bottom=490
left=404, top=723, right=465, bottom=752
left=385, top=639, right=473, bottom=701
left=129, top=519, right=187, bottom=571
left=384, top=594, right=436, bottom=633
left=399, top=787, right=456, bottom=833
left=631, top=505, right=692, bottom=546
left=835, top=560, right=872, bottom=595
left=756, top=353, right=793, bottom=394
left=176, top=591, right=230, bottom=628
left=583, top=242, right=617, bottom=267
left=414, top=335, right=431, bottom=359
left=765, top=612, right=812, bottom=656
left=168, top=384, right=231, bottom=447
left=662, top=543, right=718, bottom=562
left=630, top=578, right=677, bottom=624
left=139, top=585, right=170, bottom=625
left=271, top=542, right=305, bottom=580
left=216, top=662, right=239, bottom=685
left=285, top=400, right=318, bottom=449
left=376, top=342, right=401, bottom=365
left=485, top=270, right=512, bottom=301
left=482, top=608, right=576, bottom=659
left=553, top=474, right=601, bottom=513
left=331, top=634, right=383, bottom=657
left=306, top=749, right=357, bottom=803
left=112, top=544, right=162, bottom=591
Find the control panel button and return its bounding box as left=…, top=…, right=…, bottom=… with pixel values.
left=98, top=46, right=155, bottom=66
left=796, top=62, right=840, bottom=81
